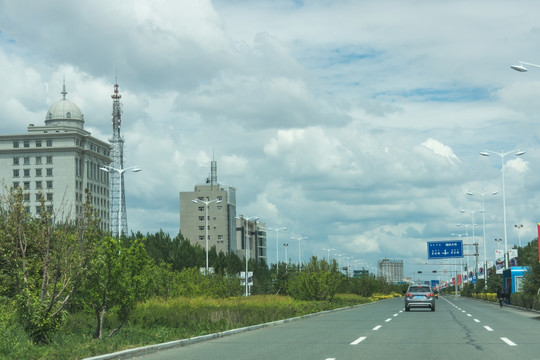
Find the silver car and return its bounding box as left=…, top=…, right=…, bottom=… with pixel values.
left=404, top=285, right=435, bottom=311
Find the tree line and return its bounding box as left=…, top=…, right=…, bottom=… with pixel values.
left=0, top=186, right=403, bottom=344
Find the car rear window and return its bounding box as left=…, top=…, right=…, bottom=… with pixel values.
left=409, top=286, right=430, bottom=292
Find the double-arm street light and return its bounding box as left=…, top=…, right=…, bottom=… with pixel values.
left=480, top=149, right=525, bottom=268
left=511, top=61, right=540, bottom=72
left=322, top=248, right=335, bottom=262
left=267, top=226, right=287, bottom=265
left=99, top=165, right=141, bottom=238
left=460, top=209, right=482, bottom=278
left=236, top=215, right=259, bottom=296
left=292, top=236, right=307, bottom=271
left=466, top=191, right=498, bottom=288
left=192, top=198, right=222, bottom=273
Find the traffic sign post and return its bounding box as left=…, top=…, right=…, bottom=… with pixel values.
left=427, top=240, right=463, bottom=259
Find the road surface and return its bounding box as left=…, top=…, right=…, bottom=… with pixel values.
left=132, top=295, right=540, bottom=360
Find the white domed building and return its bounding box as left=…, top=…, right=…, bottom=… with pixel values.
left=0, top=84, right=111, bottom=229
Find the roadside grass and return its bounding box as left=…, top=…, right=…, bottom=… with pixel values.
left=1, top=293, right=400, bottom=360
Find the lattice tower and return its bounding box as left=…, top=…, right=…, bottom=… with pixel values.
left=109, top=83, right=127, bottom=237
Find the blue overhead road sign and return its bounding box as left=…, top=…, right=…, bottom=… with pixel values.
left=427, top=240, right=463, bottom=259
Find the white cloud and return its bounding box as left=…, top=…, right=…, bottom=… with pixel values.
left=2, top=0, right=540, bottom=276
left=421, top=138, right=461, bottom=165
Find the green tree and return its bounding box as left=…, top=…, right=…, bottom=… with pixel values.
left=0, top=187, right=101, bottom=343
left=83, top=236, right=151, bottom=339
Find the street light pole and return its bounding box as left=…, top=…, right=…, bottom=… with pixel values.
left=480, top=149, right=525, bottom=268
left=99, top=165, right=141, bottom=238
left=236, top=215, right=259, bottom=296
left=460, top=209, right=481, bottom=278
left=283, top=243, right=289, bottom=268
left=292, top=236, right=307, bottom=271
left=192, top=198, right=222, bottom=273
left=466, top=191, right=498, bottom=289
left=322, top=248, right=335, bottom=262
left=514, top=224, right=524, bottom=248
left=267, top=226, right=287, bottom=265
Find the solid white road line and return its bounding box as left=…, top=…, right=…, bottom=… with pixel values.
left=501, top=337, right=517, bottom=346
left=351, top=337, right=367, bottom=345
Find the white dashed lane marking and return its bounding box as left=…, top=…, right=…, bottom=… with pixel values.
left=501, top=337, right=517, bottom=346
left=350, top=337, right=366, bottom=345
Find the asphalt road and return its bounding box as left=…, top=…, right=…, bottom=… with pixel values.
left=132, top=296, right=540, bottom=360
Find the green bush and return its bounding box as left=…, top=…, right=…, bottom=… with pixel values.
left=288, top=257, right=341, bottom=301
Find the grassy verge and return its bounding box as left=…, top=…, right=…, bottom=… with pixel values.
left=1, top=293, right=400, bottom=360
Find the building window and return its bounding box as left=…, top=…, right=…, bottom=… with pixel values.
left=35, top=169, right=42, bottom=177
left=199, top=226, right=205, bottom=231
left=23, top=140, right=30, bottom=148
left=198, top=216, right=205, bottom=221
left=36, top=156, right=42, bottom=165
left=23, top=157, right=30, bottom=165
left=36, top=140, right=42, bottom=147
left=36, top=181, right=42, bottom=189
left=46, top=193, right=53, bottom=202
left=198, top=206, right=204, bottom=211
left=36, top=206, right=41, bottom=214
left=13, top=169, right=19, bottom=177
left=24, top=193, right=30, bottom=201
left=217, top=205, right=223, bottom=211
left=218, top=235, right=224, bottom=243
left=46, top=181, right=53, bottom=189
left=46, top=156, right=53, bottom=164
left=23, top=182, right=30, bottom=190
left=35, top=193, right=42, bottom=201
left=46, top=140, right=52, bottom=147
left=47, top=205, right=53, bottom=213
left=198, top=236, right=205, bottom=241
left=13, top=157, right=19, bottom=165
left=13, top=141, right=19, bottom=148
left=46, top=168, right=53, bottom=177
left=23, top=169, right=30, bottom=177
left=217, top=196, right=223, bottom=201
left=13, top=182, right=19, bottom=188
left=25, top=206, right=30, bottom=214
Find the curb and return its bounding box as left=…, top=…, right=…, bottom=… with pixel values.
left=83, top=300, right=379, bottom=360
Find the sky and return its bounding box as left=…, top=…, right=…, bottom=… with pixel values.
left=2, top=0, right=540, bottom=279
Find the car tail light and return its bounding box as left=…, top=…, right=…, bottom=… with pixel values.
left=427, top=293, right=433, bottom=297
left=406, top=293, right=411, bottom=297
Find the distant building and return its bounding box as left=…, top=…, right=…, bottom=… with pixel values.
left=0, top=84, right=111, bottom=229
left=377, top=258, right=404, bottom=284
left=179, top=158, right=266, bottom=262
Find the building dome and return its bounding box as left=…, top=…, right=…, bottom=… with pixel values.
left=45, top=85, right=85, bottom=129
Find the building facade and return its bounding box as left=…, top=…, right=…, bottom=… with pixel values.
left=179, top=159, right=266, bottom=262
left=0, top=85, right=111, bottom=229
left=377, top=258, right=404, bottom=284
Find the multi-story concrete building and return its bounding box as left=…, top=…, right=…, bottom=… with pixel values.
left=179, top=159, right=266, bottom=262
left=0, top=85, right=111, bottom=230
left=235, top=216, right=267, bottom=263
left=377, top=258, right=404, bottom=284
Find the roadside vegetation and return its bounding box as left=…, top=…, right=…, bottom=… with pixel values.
left=0, top=187, right=404, bottom=359
left=443, top=239, right=540, bottom=310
